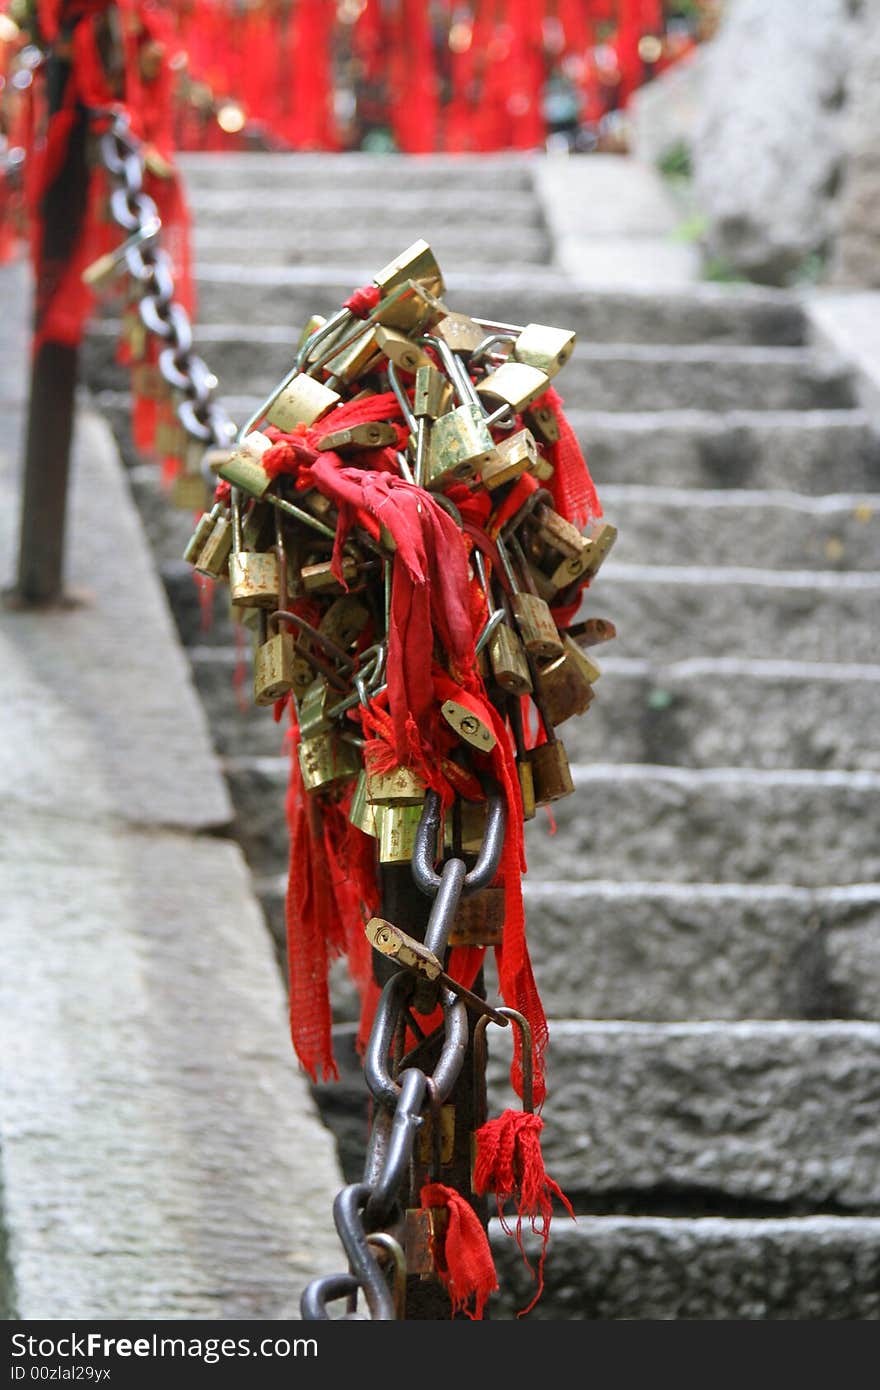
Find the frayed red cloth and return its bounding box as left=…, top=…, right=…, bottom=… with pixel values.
left=533, top=385, right=602, bottom=528
left=419, top=1183, right=498, bottom=1320
left=473, top=1108, right=576, bottom=1316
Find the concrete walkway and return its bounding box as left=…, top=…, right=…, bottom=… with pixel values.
left=0, top=262, right=345, bottom=1320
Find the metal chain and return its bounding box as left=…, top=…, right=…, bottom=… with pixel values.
left=301, top=787, right=507, bottom=1321
left=95, top=109, right=238, bottom=457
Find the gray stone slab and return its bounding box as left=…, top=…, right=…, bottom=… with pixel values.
left=583, top=567, right=880, bottom=665
left=176, top=150, right=538, bottom=194
left=574, top=408, right=880, bottom=493
left=484, top=1021, right=880, bottom=1207
left=602, top=484, right=880, bottom=571
left=489, top=1216, right=880, bottom=1320
left=0, top=409, right=231, bottom=832
left=806, top=289, right=880, bottom=414
left=562, top=660, right=880, bottom=772
left=519, top=882, right=880, bottom=1022
left=528, top=766, right=880, bottom=887
left=193, top=224, right=550, bottom=269
left=0, top=815, right=344, bottom=1319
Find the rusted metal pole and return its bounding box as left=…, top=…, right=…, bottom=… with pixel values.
left=12, top=50, right=83, bottom=608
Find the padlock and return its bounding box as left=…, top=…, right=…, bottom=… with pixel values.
left=300, top=553, right=360, bottom=594
left=522, top=400, right=560, bottom=445
left=546, top=520, right=618, bottom=592
left=183, top=503, right=222, bottom=565
left=474, top=550, right=531, bottom=695
left=476, top=427, right=538, bottom=492
left=443, top=797, right=488, bottom=854
left=448, top=885, right=505, bottom=946
left=374, top=325, right=433, bottom=375
left=440, top=698, right=497, bottom=753
left=349, top=768, right=380, bottom=837
left=512, top=322, right=576, bottom=378
left=371, top=277, right=443, bottom=332
left=214, top=431, right=274, bottom=498
left=316, top=422, right=398, bottom=453
left=193, top=507, right=233, bottom=579
left=533, top=503, right=590, bottom=560
left=318, top=595, right=371, bottom=651
left=475, top=360, right=550, bottom=414
left=495, top=534, right=564, bottom=661
left=264, top=374, right=341, bottom=431
left=413, top=363, right=454, bottom=421
left=367, top=765, right=426, bottom=805
left=228, top=493, right=282, bottom=608
left=324, top=327, right=384, bottom=385
left=253, top=630, right=297, bottom=705
left=404, top=1206, right=448, bottom=1278
left=567, top=616, right=617, bottom=648
left=435, top=310, right=491, bottom=355
left=154, top=417, right=187, bottom=458
left=523, top=737, right=575, bottom=804
left=296, top=313, right=327, bottom=356
left=377, top=803, right=425, bottom=863
left=535, top=637, right=600, bottom=726
left=296, top=677, right=334, bottom=739
left=373, top=239, right=444, bottom=301
left=427, top=404, right=496, bottom=488
left=507, top=696, right=537, bottom=822
left=298, top=731, right=361, bottom=792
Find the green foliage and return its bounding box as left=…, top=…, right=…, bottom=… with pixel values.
left=657, top=139, right=693, bottom=183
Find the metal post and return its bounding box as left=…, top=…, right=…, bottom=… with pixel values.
left=10, top=51, right=84, bottom=608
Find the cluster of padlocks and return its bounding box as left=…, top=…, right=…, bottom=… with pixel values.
left=182, top=238, right=616, bottom=870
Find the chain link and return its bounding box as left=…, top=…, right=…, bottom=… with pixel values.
left=96, top=112, right=237, bottom=456
left=301, top=787, right=507, bottom=1320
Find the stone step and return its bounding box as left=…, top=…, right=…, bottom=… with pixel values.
left=584, top=566, right=880, bottom=665
left=176, top=150, right=539, bottom=194
left=82, top=326, right=856, bottom=412
left=489, top=1216, right=880, bottom=1320
left=577, top=408, right=880, bottom=494
left=220, top=756, right=880, bottom=886
left=193, top=223, right=551, bottom=267
left=484, top=1021, right=880, bottom=1209
left=254, top=872, right=880, bottom=1023
left=187, top=266, right=808, bottom=345
left=188, top=642, right=880, bottom=774
left=602, top=485, right=880, bottom=571
left=188, top=187, right=547, bottom=231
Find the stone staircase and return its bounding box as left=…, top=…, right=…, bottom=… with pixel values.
left=83, top=151, right=880, bottom=1320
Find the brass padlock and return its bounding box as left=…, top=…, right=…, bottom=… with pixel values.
left=518, top=756, right=537, bottom=820
left=374, top=325, right=433, bottom=375
left=474, top=551, right=532, bottom=695
left=524, top=738, right=575, bottom=805
left=413, top=363, right=454, bottom=421
left=547, top=520, right=618, bottom=592
left=367, top=765, right=426, bottom=805
left=253, top=630, right=297, bottom=705
left=377, top=803, right=425, bottom=863
left=568, top=616, right=617, bottom=649
left=404, top=1206, right=447, bottom=1278
left=535, top=637, right=600, bottom=726
left=265, top=374, right=341, bottom=431
left=371, top=277, right=443, bottom=332
left=316, top=421, right=398, bottom=453
left=440, top=698, right=497, bottom=753
left=373, top=239, right=444, bottom=300
left=476, top=427, right=538, bottom=492
left=522, top=400, right=560, bottom=445
left=300, top=553, right=360, bottom=594
left=476, top=360, right=550, bottom=414
left=215, top=430, right=274, bottom=498
left=183, top=503, right=222, bottom=565
left=495, top=534, right=564, bottom=661
left=324, top=327, right=384, bottom=385
left=443, top=798, right=488, bottom=853
left=193, top=509, right=234, bottom=579
left=298, top=731, right=361, bottom=792
left=448, top=885, right=505, bottom=946
left=296, top=677, right=334, bottom=739
left=349, top=768, right=380, bottom=837
left=319, top=595, right=371, bottom=650
left=513, top=322, right=576, bottom=378
left=427, top=404, right=496, bottom=488
left=435, top=310, right=490, bottom=355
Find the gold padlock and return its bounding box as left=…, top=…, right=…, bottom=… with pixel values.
left=183, top=503, right=222, bottom=564
left=474, top=552, right=532, bottom=695
left=440, top=699, right=497, bottom=753
left=518, top=757, right=537, bottom=820
left=448, top=885, right=505, bottom=946
left=524, top=738, right=575, bottom=805
left=513, top=323, right=576, bottom=378
left=374, top=325, right=433, bottom=375
left=373, top=239, right=445, bottom=300
left=548, top=520, right=618, bottom=591
left=443, top=798, right=489, bottom=854
left=568, top=616, right=617, bottom=649
left=367, top=765, right=426, bottom=805
left=265, top=374, right=341, bottom=431
left=319, top=595, right=371, bottom=650
left=535, top=637, right=600, bottom=726
left=522, top=400, right=560, bottom=446
left=324, top=327, right=384, bottom=385
left=413, top=363, right=454, bottom=421
left=300, top=553, right=360, bottom=594
left=427, top=404, right=496, bottom=488
left=377, top=803, right=425, bottom=863
left=229, top=550, right=280, bottom=607
left=495, top=535, right=564, bottom=661
left=435, top=311, right=490, bottom=355
left=297, top=677, right=334, bottom=739
left=254, top=630, right=297, bottom=705
left=193, top=510, right=234, bottom=579
left=316, top=422, right=398, bottom=453
left=349, top=768, right=381, bottom=837
left=298, top=731, right=361, bottom=792
left=476, top=361, right=550, bottom=414
left=215, top=431, right=274, bottom=498
left=476, top=427, right=538, bottom=492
